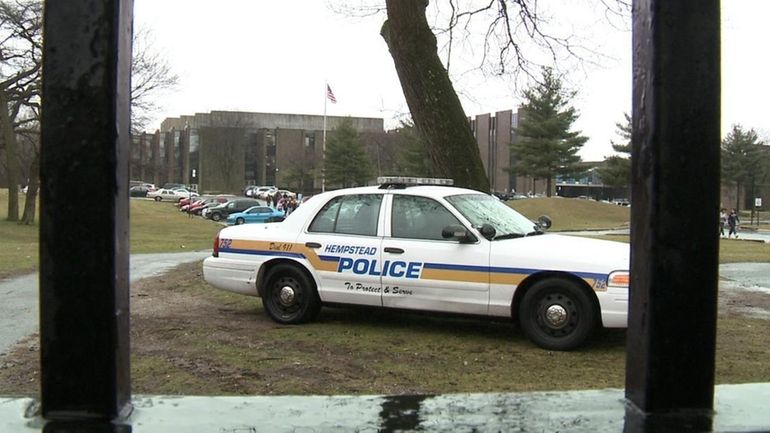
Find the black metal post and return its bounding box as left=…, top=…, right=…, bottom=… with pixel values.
left=625, top=0, right=721, bottom=429
left=40, top=0, right=133, bottom=429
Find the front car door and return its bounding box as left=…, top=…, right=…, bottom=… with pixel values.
left=381, top=193, right=490, bottom=315
left=296, top=193, right=384, bottom=306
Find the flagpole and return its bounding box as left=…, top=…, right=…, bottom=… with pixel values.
left=322, top=82, right=327, bottom=193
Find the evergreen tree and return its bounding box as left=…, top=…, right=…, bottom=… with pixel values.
left=324, top=118, right=374, bottom=188
left=721, top=124, right=767, bottom=209
left=596, top=113, right=632, bottom=188
left=511, top=67, right=588, bottom=196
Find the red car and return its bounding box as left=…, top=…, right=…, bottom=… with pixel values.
left=187, top=196, right=234, bottom=215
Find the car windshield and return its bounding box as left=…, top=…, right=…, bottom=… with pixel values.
left=445, top=193, right=541, bottom=240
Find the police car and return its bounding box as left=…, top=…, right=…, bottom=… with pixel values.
left=203, top=177, right=629, bottom=350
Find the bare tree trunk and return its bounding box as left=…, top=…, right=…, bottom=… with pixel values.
left=20, top=149, right=39, bottom=224
left=0, top=88, right=20, bottom=221
left=381, top=0, right=489, bottom=191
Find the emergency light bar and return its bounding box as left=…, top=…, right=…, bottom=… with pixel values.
left=377, top=176, right=455, bottom=187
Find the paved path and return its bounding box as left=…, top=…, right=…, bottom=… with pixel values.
left=0, top=251, right=210, bottom=356
left=560, top=228, right=770, bottom=243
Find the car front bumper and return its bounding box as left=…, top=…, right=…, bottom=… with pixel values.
left=597, top=287, right=628, bottom=328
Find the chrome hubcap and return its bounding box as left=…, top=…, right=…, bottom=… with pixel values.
left=544, top=304, right=568, bottom=328
left=279, top=286, right=296, bottom=306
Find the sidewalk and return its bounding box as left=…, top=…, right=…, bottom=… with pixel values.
left=0, top=251, right=211, bottom=356
left=559, top=227, right=770, bottom=243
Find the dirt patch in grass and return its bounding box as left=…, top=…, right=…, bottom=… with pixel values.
left=2, top=262, right=769, bottom=396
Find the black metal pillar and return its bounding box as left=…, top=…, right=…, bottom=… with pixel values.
left=40, top=0, right=133, bottom=429
left=625, top=0, right=720, bottom=429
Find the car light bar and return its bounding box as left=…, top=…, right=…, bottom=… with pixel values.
left=377, top=176, right=454, bottom=186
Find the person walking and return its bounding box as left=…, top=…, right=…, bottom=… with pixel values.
left=719, top=208, right=727, bottom=237
left=727, top=208, right=740, bottom=238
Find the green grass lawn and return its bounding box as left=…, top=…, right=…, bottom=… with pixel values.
left=0, top=189, right=222, bottom=279
left=509, top=197, right=630, bottom=231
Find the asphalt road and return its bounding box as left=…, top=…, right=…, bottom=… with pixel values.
left=0, top=251, right=211, bottom=356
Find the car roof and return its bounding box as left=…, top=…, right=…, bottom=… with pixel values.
left=321, top=184, right=484, bottom=198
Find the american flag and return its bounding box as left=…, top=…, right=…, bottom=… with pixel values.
left=326, top=84, right=337, bottom=104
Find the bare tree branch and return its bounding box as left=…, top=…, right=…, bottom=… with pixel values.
left=130, top=26, right=180, bottom=134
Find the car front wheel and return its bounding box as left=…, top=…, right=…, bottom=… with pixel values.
left=154, top=196, right=162, bottom=202
left=235, top=217, right=245, bottom=225
left=211, top=213, right=222, bottom=221
left=518, top=277, right=597, bottom=351
left=262, top=264, right=321, bottom=324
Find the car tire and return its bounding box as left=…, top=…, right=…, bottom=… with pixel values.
left=154, top=196, right=162, bottom=202
left=235, top=217, right=245, bottom=225
left=518, top=277, right=597, bottom=351
left=262, top=264, right=321, bottom=324
left=211, top=213, right=222, bottom=222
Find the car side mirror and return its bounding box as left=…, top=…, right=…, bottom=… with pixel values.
left=441, top=224, right=477, bottom=243
left=479, top=223, right=497, bottom=240
left=537, top=215, right=552, bottom=230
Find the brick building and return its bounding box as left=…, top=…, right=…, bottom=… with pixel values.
left=131, top=111, right=386, bottom=194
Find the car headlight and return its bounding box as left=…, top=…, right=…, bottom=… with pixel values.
left=608, top=271, right=630, bottom=288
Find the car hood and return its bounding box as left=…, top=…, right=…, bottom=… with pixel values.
left=490, top=233, right=629, bottom=275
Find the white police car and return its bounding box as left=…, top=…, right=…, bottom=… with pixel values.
left=203, top=177, right=629, bottom=350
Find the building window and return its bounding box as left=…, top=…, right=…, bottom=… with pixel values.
left=304, top=132, right=315, bottom=149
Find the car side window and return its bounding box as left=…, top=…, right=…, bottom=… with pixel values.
left=391, top=195, right=461, bottom=241
left=308, top=194, right=382, bottom=236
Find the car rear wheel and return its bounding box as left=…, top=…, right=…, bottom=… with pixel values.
left=154, top=196, right=162, bottom=202
left=262, top=264, right=321, bottom=324
left=518, top=278, right=596, bottom=351
left=235, top=217, right=245, bottom=225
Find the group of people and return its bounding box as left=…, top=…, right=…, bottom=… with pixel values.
left=719, top=208, right=740, bottom=238
left=273, top=192, right=298, bottom=215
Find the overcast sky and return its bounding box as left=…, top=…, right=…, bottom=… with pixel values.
left=133, top=1, right=768, bottom=161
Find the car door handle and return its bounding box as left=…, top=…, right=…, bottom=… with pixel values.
left=305, top=242, right=322, bottom=248
left=384, top=247, right=404, bottom=254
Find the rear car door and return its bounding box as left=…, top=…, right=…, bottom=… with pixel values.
left=296, top=193, right=384, bottom=306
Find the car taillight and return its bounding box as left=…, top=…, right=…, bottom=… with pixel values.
left=213, top=234, right=219, bottom=257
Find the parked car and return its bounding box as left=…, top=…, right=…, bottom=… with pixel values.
left=243, top=185, right=258, bottom=197
left=203, top=176, right=630, bottom=351
left=187, top=197, right=228, bottom=215
left=147, top=188, right=198, bottom=202
left=276, top=189, right=297, bottom=199
left=243, top=185, right=276, bottom=199
left=202, top=198, right=265, bottom=222
left=226, top=206, right=285, bottom=225
left=162, top=183, right=186, bottom=190
left=130, top=180, right=156, bottom=190
left=254, top=186, right=278, bottom=200
left=129, top=185, right=151, bottom=197
left=612, top=198, right=631, bottom=207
